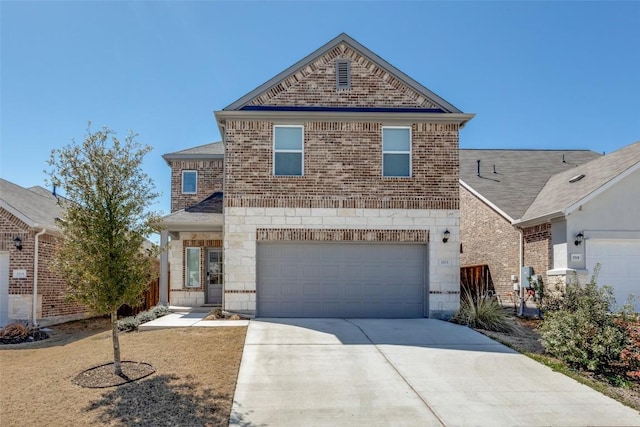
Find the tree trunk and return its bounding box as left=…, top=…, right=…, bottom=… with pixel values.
left=111, top=310, right=122, bottom=375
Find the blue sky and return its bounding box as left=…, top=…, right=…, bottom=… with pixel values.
left=1, top=1, right=639, bottom=216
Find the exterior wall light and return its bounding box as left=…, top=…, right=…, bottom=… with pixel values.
left=574, top=232, right=584, bottom=246
left=14, top=236, right=22, bottom=250
left=442, top=229, right=450, bottom=243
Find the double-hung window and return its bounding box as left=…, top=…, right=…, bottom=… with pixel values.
left=382, top=127, right=411, bottom=177
left=182, top=170, right=197, bottom=194
left=185, top=247, right=201, bottom=288
left=273, top=125, right=303, bottom=176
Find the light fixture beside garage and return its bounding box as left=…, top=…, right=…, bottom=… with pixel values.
left=574, top=232, right=584, bottom=246
left=442, top=229, right=450, bottom=243
left=13, top=236, right=22, bottom=251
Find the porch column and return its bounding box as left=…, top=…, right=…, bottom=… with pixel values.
left=159, top=229, right=169, bottom=306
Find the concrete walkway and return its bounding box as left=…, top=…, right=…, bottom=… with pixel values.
left=138, top=311, right=249, bottom=331
left=230, top=318, right=640, bottom=426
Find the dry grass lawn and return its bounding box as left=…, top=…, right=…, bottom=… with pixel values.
left=1, top=317, right=247, bottom=427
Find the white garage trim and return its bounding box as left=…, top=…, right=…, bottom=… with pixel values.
left=586, top=239, right=640, bottom=311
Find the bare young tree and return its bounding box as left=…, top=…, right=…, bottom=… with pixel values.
left=48, top=124, right=160, bottom=375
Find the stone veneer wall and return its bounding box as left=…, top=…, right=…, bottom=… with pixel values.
left=224, top=207, right=460, bottom=318
left=169, top=231, right=222, bottom=307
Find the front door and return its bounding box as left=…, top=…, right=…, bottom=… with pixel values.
left=206, top=248, right=223, bottom=305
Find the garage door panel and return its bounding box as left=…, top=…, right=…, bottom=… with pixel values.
left=586, top=239, right=640, bottom=312
left=257, top=243, right=426, bottom=318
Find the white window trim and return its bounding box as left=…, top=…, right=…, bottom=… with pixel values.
left=182, top=170, right=197, bottom=194
left=185, top=247, right=201, bottom=288
left=382, top=126, right=412, bottom=177
left=273, top=125, right=304, bottom=176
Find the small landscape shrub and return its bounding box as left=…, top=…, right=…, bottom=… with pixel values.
left=0, top=322, right=49, bottom=344
left=452, top=286, right=520, bottom=333
left=616, top=315, right=640, bottom=380
left=539, top=267, right=627, bottom=372
left=116, top=305, right=171, bottom=332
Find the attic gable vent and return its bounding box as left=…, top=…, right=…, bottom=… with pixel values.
left=336, top=59, right=351, bottom=89
left=569, top=174, right=585, bottom=183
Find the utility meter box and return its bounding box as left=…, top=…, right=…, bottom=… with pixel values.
left=521, top=266, right=534, bottom=289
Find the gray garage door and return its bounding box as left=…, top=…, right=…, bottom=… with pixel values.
left=257, top=243, right=427, bottom=318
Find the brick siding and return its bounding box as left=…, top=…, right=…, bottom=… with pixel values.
left=460, top=187, right=520, bottom=298
left=1, top=208, right=87, bottom=324
left=256, top=228, right=429, bottom=242
left=460, top=187, right=554, bottom=298
left=248, top=42, right=439, bottom=109
left=523, top=223, right=552, bottom=283
left=170, top=160, right=224, bottom=212
left=224, top=121, right=459, bottom=208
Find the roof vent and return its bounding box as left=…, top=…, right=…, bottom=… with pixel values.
left=569, top=174, right=585, bottom=183
left=336, top=59, right=351, bottom=89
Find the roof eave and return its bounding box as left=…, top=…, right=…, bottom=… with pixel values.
left=459, top=179, right=515, bottom=223
left=513, top=211, right=565, bottom=228
left=162, top=153, right=225, bottom=166
left=215, top=110, right=474, bottom=127
left=564, top=161, right=640, bottom=216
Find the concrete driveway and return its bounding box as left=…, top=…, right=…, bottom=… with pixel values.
left=230, top=318, right=640, bottom=426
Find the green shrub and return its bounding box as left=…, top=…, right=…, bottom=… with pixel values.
left=116, top=305, right=171, bottom=332
left=117, top=316, right=139, bottom=332
left=539, top=267, right=627, bottom=372
left=452, top=286, right=520, bottom=333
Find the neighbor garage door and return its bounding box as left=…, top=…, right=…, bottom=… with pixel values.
left=257, top=243, right=426, bottom=318
left=586, top=239, right=640, bottom=312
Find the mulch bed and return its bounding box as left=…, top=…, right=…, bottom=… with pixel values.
left=72, top=361, right=155, bottom=388
left=0, top=329, right=49, bottom=345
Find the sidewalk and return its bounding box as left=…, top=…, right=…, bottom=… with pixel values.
left=138, top=311, right=249, bottom=331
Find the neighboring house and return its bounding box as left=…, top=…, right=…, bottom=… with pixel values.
left=0, top=179, right=89, bottom=326
left=159, top=32, right=474, bottom=318
left=460, top=142, right=640, bottom=311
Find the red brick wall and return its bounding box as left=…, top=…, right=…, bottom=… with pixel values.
left=1, top=208, right=87, bottom=323
left=224, top=121, right=459, bottom=209
left=248, top=43, right=439, bottom=109
left=523, top=223, right=552, bottom=282
left=170, top=160, right=224, bottom=212
left=459, top=187, right=520, bottom=298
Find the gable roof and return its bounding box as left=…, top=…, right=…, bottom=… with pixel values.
left=460, top=149, right=602, bottom=221
left=162, top=141, right=224, bottom=165
left=0, top=179, right=63, bottom=231
left=520, top=141, right=640, bottom=223
left=222, top=33, right=463, bottom=114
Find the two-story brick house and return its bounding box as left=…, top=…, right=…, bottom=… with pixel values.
left=159, top=33, right=473, bottom=318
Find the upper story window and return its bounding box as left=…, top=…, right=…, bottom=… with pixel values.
left=382, top=127, right=411, bottom=177
left=336, top=59, right=351, bottom=89
left=182, top=170, right=197, bottom=194
left=273, top=125, right=304, bottom=176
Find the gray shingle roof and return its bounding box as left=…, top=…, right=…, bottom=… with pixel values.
left=0, top=179, right=63, bottom=231
left=521, top=141, right=640, bottom=222
left=162, top=141, right=224, bottom=165
left=460, top=149, right=602, bottom=220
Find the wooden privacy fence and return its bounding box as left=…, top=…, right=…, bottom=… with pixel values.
left=460, top=264, right=495, bottom=297
left=117, top=277, right=161, bottom=317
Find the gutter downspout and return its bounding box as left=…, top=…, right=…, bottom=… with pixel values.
left=32, top=228, right=46, bottom=327
left=518, top=228, right=524, bottom=317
